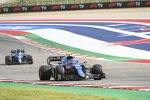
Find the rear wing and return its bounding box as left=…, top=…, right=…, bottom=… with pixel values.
left=11, top=50, right=17, bottom=53
left=47, top=56, right=64, bottom=65
left=11, top=50, right=25, bottom=56
left=11, top=50, right=25, bottom=53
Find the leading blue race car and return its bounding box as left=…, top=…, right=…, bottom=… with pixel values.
left=39, top=54, right=105, bottom=81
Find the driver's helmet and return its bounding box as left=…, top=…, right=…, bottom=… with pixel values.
left=66, top=53, right=74, bottom=60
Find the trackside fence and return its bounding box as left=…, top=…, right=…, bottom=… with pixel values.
left=0, top=0, right=148, bottom=7
left=0, top=1, right=149, bottom=13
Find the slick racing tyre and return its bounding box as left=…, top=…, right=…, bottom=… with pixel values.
left=39, top=65, right=51, bottom=80
left=26, top=55, right=33, bottom=64
left=5, top=56, right=12, bottom=65
left=92, top=64, right=104, bottom=80
left=92, top=64, right=103, bottom=74
left=56, top=65, right=64, bottom=75
left=54, top=66, right=65, bottom=81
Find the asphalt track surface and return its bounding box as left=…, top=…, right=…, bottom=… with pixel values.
left=0, top=33, right=150, bottom=86
left=0, top=8, right=150, bottom=86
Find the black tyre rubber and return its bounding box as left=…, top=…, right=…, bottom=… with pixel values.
left=26, top=55, right=33, bottom=64
left=56, top=65, right=64, bottom=75
left=54, top=66, right=64, bottom=81
left=92, top=64, right=104, bottom=80
left=5, top=56, right=11, bottom=65
left=39, top=65, right=51, bottom=81
left=92, top=64, right=103, bottom=74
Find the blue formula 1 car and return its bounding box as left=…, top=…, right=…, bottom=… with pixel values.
left=5, top=49, right=33, bottom=65
left=39, top=54, right=105, bottom=81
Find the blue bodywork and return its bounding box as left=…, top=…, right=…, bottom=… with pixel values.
left=62, top=57, right=85, bottom=77
left=15, top=51, right=23, bottom=64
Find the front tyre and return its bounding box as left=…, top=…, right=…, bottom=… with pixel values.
left=92, top=64, right=104, bottom=80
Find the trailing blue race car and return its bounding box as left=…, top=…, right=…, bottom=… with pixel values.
left=5, top=49, right=33, bottom=65
left=39, top=54, right=105, bottom=81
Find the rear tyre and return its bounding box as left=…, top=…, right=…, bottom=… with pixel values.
left=54, top=66, right=65, bottom=81
left=92, top=64, right=104, bottom=80
left=26, top=55, right=33, bottom=64
left=56, top=65, right=64, bottom=75
left=5, top=56, right=12, bottom=65
left=39, top=65, right=51, bottom=81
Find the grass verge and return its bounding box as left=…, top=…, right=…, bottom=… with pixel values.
left=0, top=87, right=120, bottom=100
left=0, top=82, right=150, bottom=100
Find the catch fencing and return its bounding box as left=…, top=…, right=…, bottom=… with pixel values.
left=0, top=0, right=147, bottom=7
left=0, top=0, right=149, bottom=13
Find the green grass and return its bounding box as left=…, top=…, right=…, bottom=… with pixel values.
left=0, top=87, right=120, bottom=100
left=0, top=82, right=150, bottom=100
left=0, top=0, right=139, bottom=7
